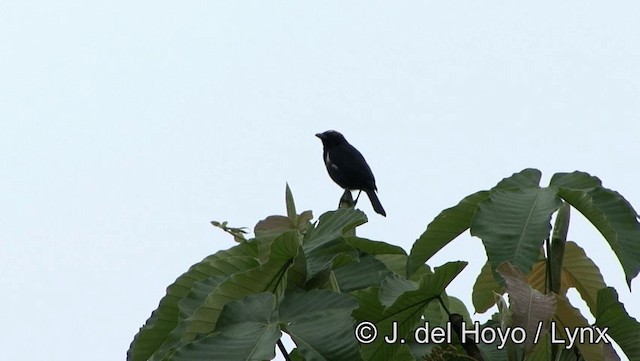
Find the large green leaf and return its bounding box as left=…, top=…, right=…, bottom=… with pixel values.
left=377, top=274, right=418, bottom=307
left=333, top=253, right=392, bottom=293
left=285, top=248, right=307, bottom=291
left=550, top=171, right=640, bottom=287
left=151, top=257, right=265, bottom=361
left=352, top=261, right=467, bottom=360
left=175, top=257, right=260, bottom=324
left=302, top=209, right=367, bottom=280
left=407, top=191, right=490, bottom=277
left=182, top=232, right=299, bottom=339
left=471, top=187, right=563, bottom=276
left=171, top=289, right=360, bottom=361
left=493, top=168, right=542, bottom=189
left=471, top=262, right=503, bottom=313
left=595, top=287, right=640, bottom=360
left=345, top=236, right=406, bottom=256
left=304, top=236, right=358, bottom=280
left=169, top=293, right=281, bottom=361
left=280, top=290, right=361, bottom=361
left=406, top=168, right=545, bottom=277
left=376, top=254, right=427, bottom=280
left=303, top=209, right=367, bottom=247
left=127, top=241, right=258, bottom=361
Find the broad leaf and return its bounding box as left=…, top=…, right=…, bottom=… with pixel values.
left=333, top=253, right=392, bottom=293
left=303, top=209, right=367, bottom=279
left=169, top=293, right=280, bottom=361
left=407, top=191, right=490, bottom=276
left=493, top=168, right=542, bottom=189
left=127, top=241, right=258, bottom=361
left=346, top=236, right=406, bottom=256
left=353, top=261, right=467, bottom=360
left=280, top=290, right=360, bottom=361
left=472, top=187, right=563, bottom=277
left=304, top=236, right=358, bottom=280
left=183, top=232, right=299, bottom=339
left=595, top=287, right=640, bottom=360
left=550, top=171, right=640, bottom=287
left=472, top=262, right=503, bottom=313
left=303, top=209, right=367, bottom=247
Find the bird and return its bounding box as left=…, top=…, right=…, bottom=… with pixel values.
left=315, top=130, right=386, bottom=216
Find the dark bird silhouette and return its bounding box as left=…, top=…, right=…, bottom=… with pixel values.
left=315, top=130, right=386, bottom=216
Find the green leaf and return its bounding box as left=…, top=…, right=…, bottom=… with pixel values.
left=375, top=254, right=413, bottom=279
left=472, top=262, right=503, bottom=313
left=549, top=203, right=570, bottom=295
left=407, top=191, right=490, bottom=277
left=471, top=187, right=563, bottom=276
left=447, top=296, right=473, bottom=327
left=352, top=261, right=467, bottom=360
left=286, top=248, right=308, bottom=291
left=177, top=257, right=260, bottom=322
left=171, top=289, right=360, bottom=361
left=550, top=171, right=640, bottom=287
left=595, top=287, right=640, bottom=360
left=285, top=183, right=297, bottom=221
left=346, top=236, right=427, bottom=281
left=332, top=253, right=392, bottom=293
left=302, top=209, right=366, bottom=280
left=127, top=241, right=258, bottom=361
left=346, top=236, right=406, bottom=255
left=183, top=232, right=299, bottom=339
left=280, top=290, right=361, bottom=361
left=493, top=168, right=542, bottom=189
left=303, top=209, right=367, bottom=247
left=377, top=274, right=418, bottom=307
left=304, top=237, right=358, bottom=281
left=407, top=169, right=545, bottom=277
left=169, top=293, right=280, bottom=361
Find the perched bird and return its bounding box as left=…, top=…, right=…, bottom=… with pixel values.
left=315, top=130, right=386, bottom=216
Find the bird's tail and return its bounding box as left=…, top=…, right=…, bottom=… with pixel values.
left=366, top=189, right=386, bottom=217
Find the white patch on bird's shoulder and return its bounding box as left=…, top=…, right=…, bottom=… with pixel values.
left=325, top=153, right=338, bottom=169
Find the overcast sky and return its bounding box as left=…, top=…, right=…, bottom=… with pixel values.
left=2, top=2, right=639, bottom=360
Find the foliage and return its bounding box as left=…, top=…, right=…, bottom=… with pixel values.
left=409, top=169, right=640, bottom=361
left=129, top=170, right=640, bottom=361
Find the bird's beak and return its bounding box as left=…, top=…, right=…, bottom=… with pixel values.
left=315, top=133, right=324, bottom=139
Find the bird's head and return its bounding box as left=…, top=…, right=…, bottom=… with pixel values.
left=315, top=130, right=348, bottom=148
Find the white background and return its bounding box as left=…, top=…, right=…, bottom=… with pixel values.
left=2, top=2, right=639, bottom=360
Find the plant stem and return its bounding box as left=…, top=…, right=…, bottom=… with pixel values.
left=277, top=339, right=292, bottom=361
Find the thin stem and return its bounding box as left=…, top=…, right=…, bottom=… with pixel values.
left=277, top=339, right=291, bottom=361
left=436, top=295, right=450, bottom=315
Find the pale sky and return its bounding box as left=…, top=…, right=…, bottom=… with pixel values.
left=2, top=2, right=639, bottom=360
